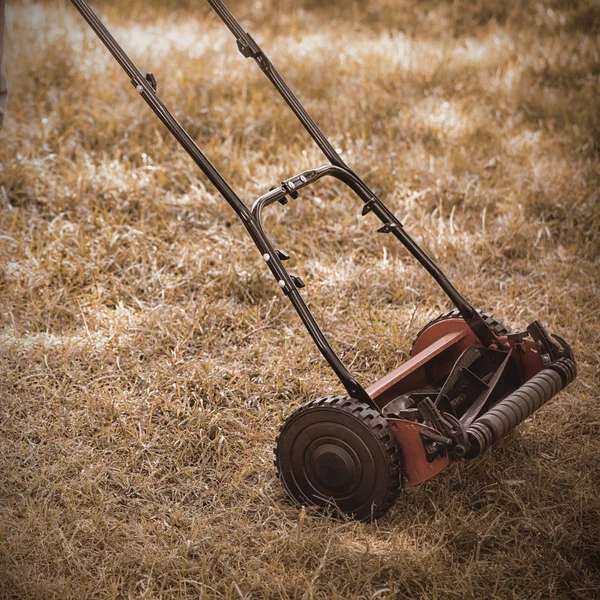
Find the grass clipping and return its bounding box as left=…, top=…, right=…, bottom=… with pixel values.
left=1, top=0, right=599, bottom=598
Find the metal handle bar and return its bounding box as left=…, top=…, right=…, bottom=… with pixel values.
left=206, top=0, right=499, bottom=349
left=69, top=0, right=377, bottom=406
left=206, top=0, right=348, bottom=170
left=69, top=0, right=499, bottom=408
left=248, top=163, right=499, bottom=348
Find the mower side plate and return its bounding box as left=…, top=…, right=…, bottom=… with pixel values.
left=387, top=419, right=450, bottom=487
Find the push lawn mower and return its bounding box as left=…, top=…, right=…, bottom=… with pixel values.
left=70, top=0, right=577, bottom=521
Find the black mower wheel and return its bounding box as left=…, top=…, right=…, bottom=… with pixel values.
left=411, top=308, right=511, bottom=353
left=275, top=396, right=402, bottom=522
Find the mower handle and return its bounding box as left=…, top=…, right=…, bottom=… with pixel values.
left=69, top=0, right=500, bottom=408
left=68, top=0, right=377, bottom=406
left=207, top=0, right=500, bottom=349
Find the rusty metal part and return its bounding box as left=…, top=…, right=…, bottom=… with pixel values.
left=515, top=338, right=545, bottom=380
left=411, top=310, right=511, bottom=354
left=466, top=358, right=577, bottom=457
left=370, top=317, right=513, bottom=410
left=410, top=316, right=478, bottom=357
left=375, top=316, right=556, bottom=416
left=387, top=420, right=450, bottom=486
left=368, top=329, right=469, bottom=408
left=380, top=316, right=576, bottom=473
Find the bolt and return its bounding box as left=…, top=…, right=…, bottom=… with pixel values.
left=136, top=85, right=143, bottom=93
left=278, top=280, right=286, bottom=289
left=262, top=253, right=270, bottom=262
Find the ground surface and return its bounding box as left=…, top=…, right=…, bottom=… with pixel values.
left=1, top=1, right=599, bottom=598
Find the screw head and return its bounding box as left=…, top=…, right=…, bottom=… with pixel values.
left=278, top=280, right=286, bottom=289
left=262, top=253, right=270, bottom=262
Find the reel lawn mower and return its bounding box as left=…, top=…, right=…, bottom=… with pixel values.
left=70, top=0, right=577, bottom=521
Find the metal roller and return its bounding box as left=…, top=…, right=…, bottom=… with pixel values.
left=467, top=358, right=576, bottom=457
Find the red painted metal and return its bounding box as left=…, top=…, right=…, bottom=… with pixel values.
left=388, top=419, right=450, bottom=486
left=367, top=330, right=467, bottom=401
left=410, top=317, right=478, bottom=357
left=370, top=317, right=548, bottom=487
left=410, top=317, right=544, bottom=380
left=369, top=318, right=547, bottom=409
left=516, top=338, right=545, bottom=379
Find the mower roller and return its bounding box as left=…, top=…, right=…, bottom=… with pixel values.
left=70, top=0, right=577, bottom=521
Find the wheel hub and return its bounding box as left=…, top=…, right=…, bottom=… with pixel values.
left=308, top=439, right=360, bottom=492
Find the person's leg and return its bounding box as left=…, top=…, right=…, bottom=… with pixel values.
left=0, top=0, right=7, bottom=130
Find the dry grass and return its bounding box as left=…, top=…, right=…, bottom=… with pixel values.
left=1, top=0, right=599, bottom=598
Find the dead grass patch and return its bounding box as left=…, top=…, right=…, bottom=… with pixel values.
left=1, top=0, right=599, bottom=598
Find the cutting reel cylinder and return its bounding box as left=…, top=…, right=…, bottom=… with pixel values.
left=466, top=357, right=576, bottom=457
